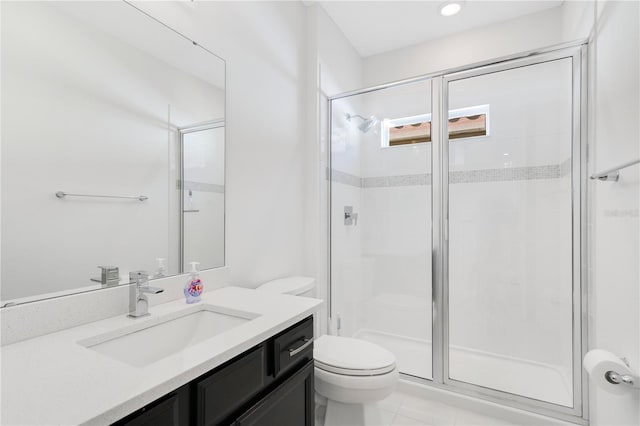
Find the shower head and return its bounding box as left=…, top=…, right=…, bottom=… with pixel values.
left=358, top=116, right=379, bottom=133
left=346, top=113, right=379, bottom=133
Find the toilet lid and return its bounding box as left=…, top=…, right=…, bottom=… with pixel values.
left=314, top=335, right=396, bottom=376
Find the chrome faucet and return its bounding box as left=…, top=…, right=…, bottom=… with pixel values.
left=128, top=271, right=164, bottom=318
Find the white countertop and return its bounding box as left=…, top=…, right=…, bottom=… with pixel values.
left=1, top=286, right=323, bottom=425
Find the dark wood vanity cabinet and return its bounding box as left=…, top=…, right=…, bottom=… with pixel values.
left=113, top=316, right=314, bottom=426
left=234, top=360, right=314, bottom=426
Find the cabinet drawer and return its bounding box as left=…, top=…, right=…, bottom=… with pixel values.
left=196, top=345, right=265, bottom=426
left=273, top=316, right=313, bottom=378
left=113, top=389, right=188, bottom=426
left=234, top=359, right=314, bottom=426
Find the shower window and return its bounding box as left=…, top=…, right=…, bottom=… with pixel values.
left=447, top=104, right=490, bottom=139
left=385, top=114, right=432, bottom=146
left=382, top=104, right=490, bottom=148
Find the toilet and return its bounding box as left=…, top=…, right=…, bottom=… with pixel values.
left=256, top=276, right=399, bottom=426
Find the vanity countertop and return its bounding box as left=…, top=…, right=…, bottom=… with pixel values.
left=0, top=286, right=323, bottom=425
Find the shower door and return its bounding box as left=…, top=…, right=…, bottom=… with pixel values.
left=442, top=47, right=585, bottom=417
left=329, top=80, right=434, bottom=380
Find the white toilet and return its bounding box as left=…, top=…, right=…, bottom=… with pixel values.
left=256, top=276, right=399, bottom=426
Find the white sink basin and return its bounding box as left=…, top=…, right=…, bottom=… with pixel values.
left=79, top=304, right=259, bottom=367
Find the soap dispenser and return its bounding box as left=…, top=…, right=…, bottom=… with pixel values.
left=184, top=262, right=203, bottom=304
left=155, top=258, right=167, bottom=278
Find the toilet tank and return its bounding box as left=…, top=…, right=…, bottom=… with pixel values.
left=256, top=276, right=316, bottom=297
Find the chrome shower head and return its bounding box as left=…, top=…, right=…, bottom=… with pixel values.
left=346, top=113, right=379, bottom=133
left=358, top=116, right=379, bottom=133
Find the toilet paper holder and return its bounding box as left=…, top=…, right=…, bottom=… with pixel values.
left=584, top=350, right=640, bottom=393
left=604, top=370, right=639, bottom=388
left=603, top=358, right=640, bottom=389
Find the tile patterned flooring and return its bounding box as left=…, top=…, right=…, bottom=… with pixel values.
left=316, top=390, right=575, bottom=426
left=317, top=390, right=520, bottom=426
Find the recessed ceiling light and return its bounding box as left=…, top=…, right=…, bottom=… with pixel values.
left=440, top=1, right=463, bottom=17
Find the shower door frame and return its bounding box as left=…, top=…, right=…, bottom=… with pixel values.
left=327, top=41, right=588, bottom=423
left=436, top=44, right=589, bottom=422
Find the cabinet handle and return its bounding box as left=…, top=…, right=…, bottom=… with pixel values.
left=288, top=338, right=312, bottom=357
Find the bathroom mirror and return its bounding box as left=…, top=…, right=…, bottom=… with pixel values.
left=1, top=1, right=226, bottom=304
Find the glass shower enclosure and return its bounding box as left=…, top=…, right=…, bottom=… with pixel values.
left=328, top=44, right=587, bottom=421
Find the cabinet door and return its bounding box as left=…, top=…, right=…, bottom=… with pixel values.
left=196, top=345, right=266, bottom=426
left=234, top=360, right=314, bottom=426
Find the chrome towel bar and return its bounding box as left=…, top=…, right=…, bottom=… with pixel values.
left=55, top=191, right=148, bottom=201
left=590, top=158, right=640, bottom=182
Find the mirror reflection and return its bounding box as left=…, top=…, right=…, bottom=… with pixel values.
left=1, top=1, right=226, bottom=304
left=181, top=123, right=225, bottom=272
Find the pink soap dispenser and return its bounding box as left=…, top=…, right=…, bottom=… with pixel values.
left=184, top=262, right=203, bottom=304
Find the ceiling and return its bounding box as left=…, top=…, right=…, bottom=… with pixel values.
left=318, top=1, right=563, bottom=57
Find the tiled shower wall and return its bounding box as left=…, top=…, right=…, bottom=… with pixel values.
left=331, top=165, right=572, bottom=368
left=330, top=58, right=574, bottom=374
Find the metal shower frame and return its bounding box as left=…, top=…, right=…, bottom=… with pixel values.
left=326, top=40, right=589, bottom=424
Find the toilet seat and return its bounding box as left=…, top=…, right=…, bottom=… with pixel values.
left=314, top=335, right=396, bottom=376
left=315, top=360, right=395, bottom=376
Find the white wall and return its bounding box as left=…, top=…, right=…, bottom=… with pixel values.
left=363, top=6, right=565, bottom=87
left=447, top=59, right=573, bottom=375
left=303, top=4, right=365, bottom=336
left=132, top=1, right=309, bottom=287
left=1, top=2, right=222, bottom=301
left=356, top=81, right=433, bottom=353
left=585, top=1, right=640, bottom=425
left=327, top=97, right=365, bottom=338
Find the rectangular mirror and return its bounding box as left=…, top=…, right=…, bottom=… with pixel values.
left=1, top=1, right=226, bottom=304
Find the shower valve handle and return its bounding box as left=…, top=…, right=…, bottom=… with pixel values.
left=344, top=206, right=357, bottom=226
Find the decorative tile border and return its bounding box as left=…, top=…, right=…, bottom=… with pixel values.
left=603, top=209, right=639, bottom=218
left=330, top=159, right=572, bottom=188
left=331, top=169, right=363, bottom=188
left=449, top=164, right=562, bottom=184
left=559, top=158, right=571, bottom=177
left=362, top=174, right=432, bottom=188
left=176, top=180, right=225, bottom=193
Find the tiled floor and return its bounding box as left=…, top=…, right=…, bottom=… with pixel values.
left=317, top=390, right=518, bottom=426
left=380, top=391, right=517, bottom=426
